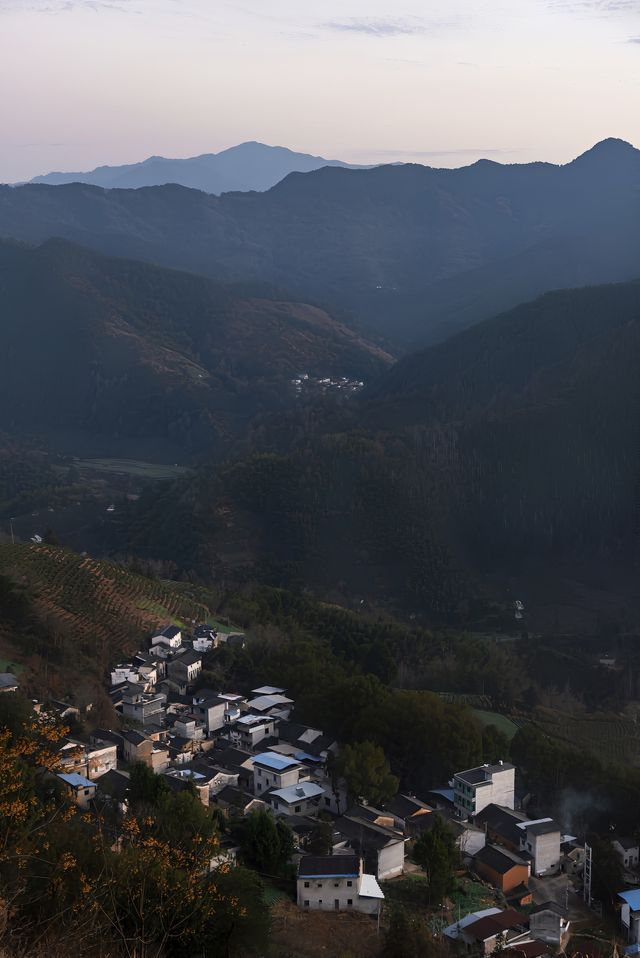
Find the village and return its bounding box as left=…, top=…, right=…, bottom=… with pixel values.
left=3, top=620, right=640, bottom=957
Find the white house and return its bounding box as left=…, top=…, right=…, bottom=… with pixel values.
left=614, top=838, right=640, bottom=870
left=252, top=752, right=305, bottom=797
left=110, top=664, right=139, bottom=686
left=151, top=625, right=182, bottom=651
left=453, top=762, right=515, bottom=819
left=85, top=740, right=118, bottom=780
left=297, top=855, right=384, bottom=916
left=57, top=772, right=97, bottom=809
left=618, top=890, right=640, bottom=943
left=517, top=819, right=561, bottom=876
left=334, top=814, right=406, bottom=881
left=265, top=781, right=325, bottom=816
left=231, top=713, right=278, bottom=751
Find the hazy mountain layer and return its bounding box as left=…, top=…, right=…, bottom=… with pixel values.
left=2, top=139, right=640, bottom=346
left=26, top=141, right=364, bottom=194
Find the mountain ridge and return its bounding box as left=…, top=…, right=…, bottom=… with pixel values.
left=24, top=140, right=368, bottom=194
left=2, top=139, right=639, bottom=346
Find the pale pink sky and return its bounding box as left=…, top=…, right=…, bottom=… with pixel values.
left=1, top=0, right=639, bottom=182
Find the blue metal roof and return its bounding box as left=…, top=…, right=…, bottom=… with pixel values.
left=253, top=751, right=300, bottom=771
left=625, top=945, right=640, bottom=956
left=619, top=890, right=640, bottom=911
left=58, top=772, right=94, bottom=788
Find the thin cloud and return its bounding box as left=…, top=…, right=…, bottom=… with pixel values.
left=323, top=17, right=429, bottom=37
left=1, top=0, right=135, bottom=11
left=357, top=148, right=523, bottom=158
left=547, top=0, right=640, bottom=14
left=627, top=33, right=640, bottom=38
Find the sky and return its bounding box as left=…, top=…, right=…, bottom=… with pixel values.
left=1, top=0, right=639, bottom=182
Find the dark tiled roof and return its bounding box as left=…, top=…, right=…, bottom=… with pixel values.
left=526, top=820, right=560, bottom=837
left=388, top=794, right=433, bottom=819
left=614, top=836, right=639, bottom=851
left=97, top=770, right=129, bottom=801
left=335, top=815, right=404, bottom=852
left=121, top=730, right=148, bottom=746
left=465, top=909, right=527, bottom=940
left=160, top=626, right=181, bottom=639
left=214, top=785, right=252, bottom=806
left=474, top=804, right=527, bottom=844
left=531, top=901, right=568, bottom=917
left=298, top=855, right=360, bottom=878
left=475, top=844, right=529, bottom=875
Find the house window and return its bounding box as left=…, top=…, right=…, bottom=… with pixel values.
left=257, top=768, right=262, bottom=776
left=325, top=798, right=331, bottom=806
left=334, top=882, right=340, bottom=887
left=257, top=784, right=261, bottom=792
left=304, top=900, right=309, bottom=907
left=304, top=882, right=310, bottom=888
left=347, top=881, right=353, bottom=887
left=317, top=883, right=323, bottom=888
left=295, top=805, right=301, bottom=813
left=347, top=899, right=353, bottom=907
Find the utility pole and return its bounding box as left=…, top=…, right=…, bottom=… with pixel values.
left=9, top=517, right=14, bottom=545
left=584, top=843, right=593, bottom=909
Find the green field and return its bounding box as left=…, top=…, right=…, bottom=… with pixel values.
left=471, top=709, right=520, bottom=741
left=74, top=458, right=190, bottom=480
left=0, top=658, right=23, bottom=674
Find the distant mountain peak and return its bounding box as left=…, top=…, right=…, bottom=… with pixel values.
left=26, top=142, right=364, bottom=194
left=572, top=137, right=639, bottom=165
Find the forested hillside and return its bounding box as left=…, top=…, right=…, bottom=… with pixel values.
left=0, top=238, right=390, bottom=458
left=1, top=138, right=639, bottom=345
left=113, top=277, right=640, bottom=629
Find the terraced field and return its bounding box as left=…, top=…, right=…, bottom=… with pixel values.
left=0, top=542, right=214, bottom=692
left=531, top=706, right=640, bottom=766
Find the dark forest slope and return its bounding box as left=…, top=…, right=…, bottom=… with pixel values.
left=0, top=238, right=391, bottom=458
left=116, top=278, right=640, bottom=628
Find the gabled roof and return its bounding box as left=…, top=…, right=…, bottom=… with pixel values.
left=121, top=730, right=149, bottom=746
left=614, top=836, right=639, bottom=851
left=247, top=694, right=294, bottom=712
left=474, top=804, right=527, bottom=843
left=475, top=844, right=529, bottom=875
left=157, top=625, right=180, bottom=639
left=0, top=672, right=19, bottom=689
left=465, top=909, right=527, bottom=940
left=298, top=855, right=360, bottom=878
left=270, top=782, right=325, bottom=804
left=170, top=649, right=201, bottom=666
left=336, top=815, right=406, bottom=852
left=522, top=819, right=560, bottom=837
left=97, top=769, right=130, bottom=801
left=252, top=686, right=286, bottom=696
left=387, top=793, right=433, bottom=820
left=618, top=889, right=640, bottom=911
left=58, top=772, right=95, bottom=789
left=531, top=901, right=568, bottom=918
left=253, top=751, right=300, bottom=771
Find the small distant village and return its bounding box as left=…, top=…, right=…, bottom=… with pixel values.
left=3, top=620, right=640, bottom=957
left=291, top=373, right=365, bottom=397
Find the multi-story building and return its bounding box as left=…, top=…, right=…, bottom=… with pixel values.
left=453, top=762, right=515, bottom=819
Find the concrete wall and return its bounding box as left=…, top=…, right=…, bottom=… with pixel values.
left=297, top=875, right=379, bottom=914
left=530, top=910, right=565, bottom=945
left=377, top=841, right=405, bottom=880
left=530, top=831, right=561, bottom=876
left=253, top=764, right=299, bottom=796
